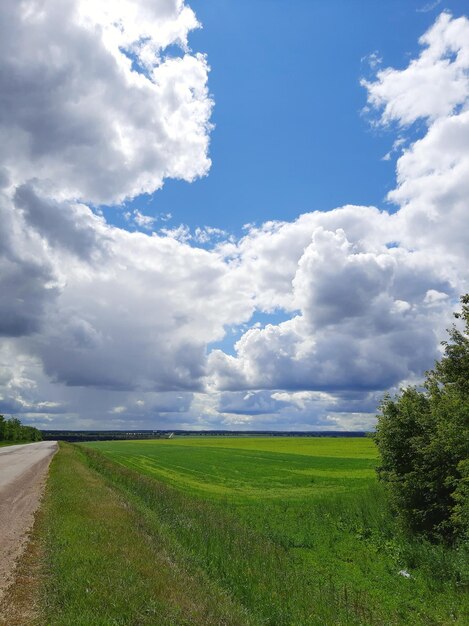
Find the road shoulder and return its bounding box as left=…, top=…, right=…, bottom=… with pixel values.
left=0, top=442, right=57, bottom=608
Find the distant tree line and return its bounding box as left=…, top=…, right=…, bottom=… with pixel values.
left=375, top=294, right=469, bottom=544
left=41, top=430, right=173, bottom=442
left=41, top=429, right=367, bottom=442
left=0, top=415, right=42, bottom=442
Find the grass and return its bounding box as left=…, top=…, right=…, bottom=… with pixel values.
left=80, top=446, right=356, bottom=625
left=87, top=437, right=377, bottom=501
left=82, top=437, right=469, bottom=625
left=36, top=443, right=255, bottom=626
left=18, top=437, right=466, bottom=624
left=85, top=436, right=382, bottom=575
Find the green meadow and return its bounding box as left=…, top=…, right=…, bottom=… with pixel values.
left=87, top=436, right=377, bottom=500
left=20, top=438, right=466, bottom=624
left=77, top=436, right=468, bottom=625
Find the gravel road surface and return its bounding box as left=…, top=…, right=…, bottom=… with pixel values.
left=0, top=441, right=57, bottom=601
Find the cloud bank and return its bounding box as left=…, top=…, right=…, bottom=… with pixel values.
left=0, top=5, right=468, bottom=430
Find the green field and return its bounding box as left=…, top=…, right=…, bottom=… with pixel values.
left=87, top=436, right=377, bottom=500
left=80, top=437, right=467, bottom=625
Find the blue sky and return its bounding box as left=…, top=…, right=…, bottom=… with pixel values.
left=114, top=0, right=468, bottom=236
left=1, top=0, right=469, bottom=430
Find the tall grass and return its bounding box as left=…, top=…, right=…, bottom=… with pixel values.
left=84, top=440, right=469, bottom=625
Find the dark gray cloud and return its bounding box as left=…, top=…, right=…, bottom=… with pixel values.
left=0, top=195, right=58, bottom=337
left=14, top=184, right=107, bottom=260
left=0, top=257, right=55, bottom=337
left=218, top=390, right=291, bottom=416
left=0, top=168, right=10, bottom=189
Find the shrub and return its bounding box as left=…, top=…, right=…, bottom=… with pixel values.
left=374, top=295, right=469, bottom=543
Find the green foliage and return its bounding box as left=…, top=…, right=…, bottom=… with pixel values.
left=452, top=459, right=469, bottom=540
left=375, top=294, right=469, bottom=542
left=432, top=294, right=469, bottom=397
left=0, top=414, right=42, bottom=442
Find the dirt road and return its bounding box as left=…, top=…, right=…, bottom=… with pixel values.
left=0, top=441, right=57, bottom=601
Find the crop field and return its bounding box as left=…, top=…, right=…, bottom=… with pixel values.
left=78, top=437, right=468, bottom=625
left=87, top=436, right=377, bottom=500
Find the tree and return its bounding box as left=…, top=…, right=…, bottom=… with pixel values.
left=0, top=414, right=42, bottom=443
left=374, top=294, right=469, bottom=543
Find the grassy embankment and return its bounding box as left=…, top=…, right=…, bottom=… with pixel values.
left=84, top=437, right=468, bottom=625
left=7, top=437, right=467, bottom=625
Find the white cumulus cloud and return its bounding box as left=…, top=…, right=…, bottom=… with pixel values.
left=0, top=0, right=212, bottom=204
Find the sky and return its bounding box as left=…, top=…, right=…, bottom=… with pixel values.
left=0, top=0, right=468, bottom=431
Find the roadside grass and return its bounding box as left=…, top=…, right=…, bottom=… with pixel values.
left=38, top=443, right=254, bottom=626
left=86, top=437, right=469, bottom=625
